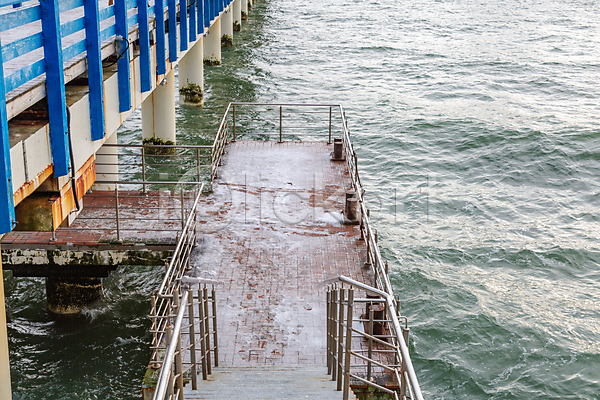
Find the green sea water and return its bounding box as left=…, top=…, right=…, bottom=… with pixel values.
left=6, top=0, right=600, bottom=398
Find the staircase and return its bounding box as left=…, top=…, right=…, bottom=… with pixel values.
left=183, top=366, right=356, bottom=400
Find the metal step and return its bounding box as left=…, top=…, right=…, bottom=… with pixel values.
left=183, top=366, right=356, bottom=400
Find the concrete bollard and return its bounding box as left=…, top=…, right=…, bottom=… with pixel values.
left=344, top=189, right=358, bottom=224
left=331, top=138, right=344, bottom=161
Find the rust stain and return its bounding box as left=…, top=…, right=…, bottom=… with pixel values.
left=13, top=164, right=54, bottom=206
left=52, top=155, right=97, bottom=229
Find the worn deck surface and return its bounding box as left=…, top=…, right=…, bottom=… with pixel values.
left=183, top=366, right=356, bottom=400
left=189, top=141, right=372, bottom=367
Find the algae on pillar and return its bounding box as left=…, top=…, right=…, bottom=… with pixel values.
left=179, top=39, right=205, bottom=105
left=46, top=277, right=102, bottom=315
left=221, top=7, right=234, bottom=48
left=0, top=248, right=12, bottom=400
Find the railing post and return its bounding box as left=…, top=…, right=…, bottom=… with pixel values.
left=278, top=106, right=283, bottom=143
left=150, top=294, right=158, bottom=362
left=188, top=288, right=198, bottom=390
left=343, top=288, right=354, bottom=400
left=336, top=288, right=345, bottom=391
left=198, top=287, right=208, bottom=380
left=173, top=289, right=184, bottom=400
left=180, top=189, right=185, bottom=230
left=0, top=37, right=16, bottom=233
left=196, top=148, right=201, bottom=184
left=83, top=0, right=106, bottom=140
left=203, top=285, right=212, bottom=374
left=141, top=147, right=147, bottom=193
left=400, top=326, right=410, bottom=398
left=115, top=186, right=121, bottom=242
left=326, top=289, right=332, bottom=374
left=166, top=324, right=175, bottom=399
left=114, top=0, right=132, bottom=112
left=330, top=288, right=338, bottom=382
left=232, top=105, right=237, bottom=141
left=367, top=304, right=373, bottom=381
left=137, top=0, right=152, bottom=92
left=40, top=0, right=71, bottom=176
left=328, top=106, right=332, bottom=144
left=211, top=286, right=219, bottom=367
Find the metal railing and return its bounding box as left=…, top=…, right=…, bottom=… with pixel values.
left=327, top=276, right=424, bottom=400
left=148, top=181, right=220, bottom=400
left=58, top=143, right=207, bottom=241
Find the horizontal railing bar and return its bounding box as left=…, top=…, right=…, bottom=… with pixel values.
left=349, top=350, right=397, bottom=373
left=348, top=374, right=396, bottom=395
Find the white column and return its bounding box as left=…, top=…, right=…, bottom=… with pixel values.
left=221, top=6, right=234, bottom=43
left=179, top=38, right=205, bottom=105
left=204, top=17, right=222, bottom=65
left=233, top=0, right=242, bottom=30
left=93, top=130, right=118, bottom=191
left=141, top=69, right=176, bottom=143
left=241, top=0, right=248, bottom=20
left=0, top=252, right=12, bottom=400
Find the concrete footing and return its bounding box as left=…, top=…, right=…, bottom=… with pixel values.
left=142, top=69, right=176, bottom=143
left=46, top=277, right=102, bottom=315
left=204, top=18, right=222, bottom=65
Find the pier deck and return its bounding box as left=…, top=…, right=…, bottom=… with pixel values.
left=192, top=140, right=370, bottom=366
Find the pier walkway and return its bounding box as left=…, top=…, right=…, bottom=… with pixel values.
left=147, top=104, right=423, bottom=400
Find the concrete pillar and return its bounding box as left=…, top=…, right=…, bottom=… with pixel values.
left=93, top=130, right=118, bottom=191
left=233, top=0, right=242, bottom=31
left=241, top=0, right=248, bottom=20
left=46, top=277, right=102, bottom=315
left=142, top=68, right=176, bottom=143
left=221, top=6, right=234, bottom=47
left=204, top=17, right=222, bottom=65
left=178, top=39, right=204, bottom=105
left=0, top=246, right=12, bottom=400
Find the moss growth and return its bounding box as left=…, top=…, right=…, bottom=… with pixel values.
left=143, top=137, right=175, bottom=155
left=221, top=34, right=233, bottom=47
left=203, top=57, right=221, bottom=66
left=233, top=20, right=241, bottom=31
left=179, top=82, right=204, bottom=104
left=241, top=11, right=248, bottom=21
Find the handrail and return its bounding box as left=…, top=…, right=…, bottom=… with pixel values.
left=337, top=276, right=424, bottom=400
left=154, top=289, right=190, bottom=400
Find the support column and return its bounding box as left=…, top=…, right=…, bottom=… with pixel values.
left=93, top=130, right=118, bottom=191
left=204, top=17, right=221, bottom=65
left=233, top=0, right=242, bottom=31
left=241, top=0, right=248, bottom=20
left=178, top=38, right=204, bottom=105
left=45, top=277, right=102, bottom=315
left=0, top=246, right=12, bottom=400
left=221, top=6, right=233, bottom=47
left=141, top=69, right=176, bottom=143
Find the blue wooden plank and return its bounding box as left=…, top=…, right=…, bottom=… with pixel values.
left=58, top=0, right=84, bottom=13
left=127, top=13, right=138, bottom=27
left=0, top=39, right=16, bottom=233
left=0, top=0, right=20, bottom=6
left=179, top=0, right=188, bottom=52
left=99, top=4, right=114, bottom=21
left=137, top=0, right=151, bottom=92
left=204, top=0, right=210, bottom=29
left=1, top=32, right=42, bottom=64
left=167, top=0, right=177, bottom=62
left=155, top=0, right=166, bottom=75
left=84, top=0, right=105, bottom=141
left=60, top=15, right=85, bottom=38
left=189, top=0, right=196, bottom=43
left=0, top=5, right=40, bottom=33
left=197, top=0, right=204, bottom=35
left=126, top=0, right=136, bottom=11
left=61, top=39, right=86, bottom=62
left=4, top=59, right=45, bottom=94
left=100, top=24, right=116, bottom=42
left=114, top=0, right=131, bottom=112
left=40, top=0, right=70, bottom=177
